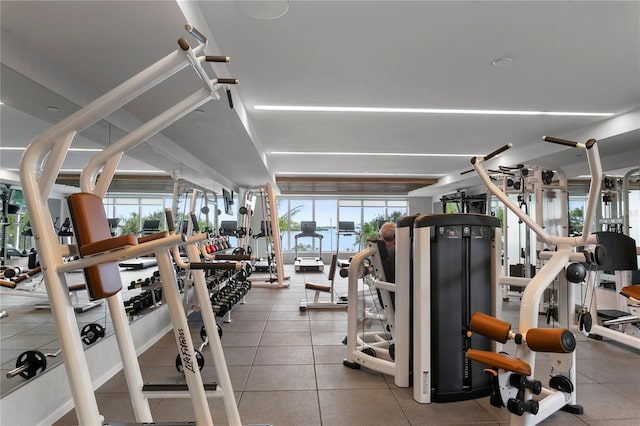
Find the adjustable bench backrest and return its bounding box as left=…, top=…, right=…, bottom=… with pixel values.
left=327, top=253, right=338, bottom=282
left=375, top=238, right=395, bottom=283
left=68, top=192, right=128, bottom=299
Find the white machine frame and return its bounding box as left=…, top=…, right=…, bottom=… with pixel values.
left=19, top=24, right=240, bottom=425
left=470, top=137, right=603, bottom=426
left=343, top=238, right=410, bottom=387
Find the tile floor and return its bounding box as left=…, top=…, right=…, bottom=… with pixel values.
left=4, top=264, right=640, bottom=425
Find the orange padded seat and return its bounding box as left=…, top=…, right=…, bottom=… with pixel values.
left=68, top=192, right=137, bottom=299
left=621, top=285, right=640, bottom=300
left=466, top=349, right=531, bottom=376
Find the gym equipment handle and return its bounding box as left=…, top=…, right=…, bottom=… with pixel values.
left=543, top=136, right=577, bottom=148
left=469, top=143, right=511, bottom=166
left=483, top=143, right=512, bottom=161
left=164, top=208, right=176, bottom=233
left=6, top=363, right=30, bottom=378
left=218, top=78, right=239, bottom=85
left=210, top=254, right=254, bottom=261
left=177, top=37, right=190, bottom=51
left=190, top=212, right=200, bottom=232
left=12, top=267, right=42, bottom=283
left=206, top=55, right=230, bottom=63
left=544, top=136, right=597, bottom=150
left=188, top=262, right=240, bottom=271
left=226, top=88, right=234, bottom=109
left=185, top=23, right=207, bottom=44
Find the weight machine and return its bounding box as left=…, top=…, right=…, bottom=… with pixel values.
left=467, top=137, right=606, bottom=425
left=238, top=184, right=289, bottom=287
left=490, top=164, right=568, bottom=313
left=576, top=167, right=640, bottom=349
left=597, top=175, right=625, bottom=233
left=343, top=236, right=403, bottom=380
left=18, top=24, right=242, bottom=425
left=577, top=231, right=640, bottom=348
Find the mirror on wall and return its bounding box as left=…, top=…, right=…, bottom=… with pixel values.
left=0, top=70, right=168, bottom=396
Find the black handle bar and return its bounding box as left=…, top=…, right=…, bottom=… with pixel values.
left=544, top=136, right=596, bottom=150
left=470, top=143, right=512, bottom=165
left=164, top=208, right=175, bottom=233
left=190, top=213, right=200, bottom=232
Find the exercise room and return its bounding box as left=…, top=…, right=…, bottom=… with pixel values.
left=1, top=1, right=638, bottom=425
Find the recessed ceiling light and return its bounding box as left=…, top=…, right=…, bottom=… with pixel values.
left=194, top=109, right=206, bottom=114
left=236, top=1, right=289, bottom=20
left=492, top=56, right=513, bottom=67
left=254, top=105, right=614, bottom=117
left=47, top=106, right=60, bottom=112
left=269, top=151, right=480, bottom=158
left=277, top=171, right=443, bottom=177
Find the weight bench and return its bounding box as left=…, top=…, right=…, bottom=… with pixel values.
left=300, top=254, right=346, bottom=311
left=34, top=282, right=104, bottom=313
left=67, top=192, right=219, bottom=423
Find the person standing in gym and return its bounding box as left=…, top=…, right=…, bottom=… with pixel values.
left=379, top=222, right=396, bottom=282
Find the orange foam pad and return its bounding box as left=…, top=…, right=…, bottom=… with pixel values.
left=525, top=328, right=575, bottom=353
left=469, top=312, right=511, bottom=343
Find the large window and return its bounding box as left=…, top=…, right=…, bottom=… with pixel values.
left=104, top=195, right=170, bottom=236
left=102, top=194, right=408, bottom=254
left=315, top=199, right=337, bottom=252
left=277, top=197, right=407, bottom=253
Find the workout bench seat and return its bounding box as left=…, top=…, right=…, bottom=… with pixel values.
left=305, top=283, right=331, bottom=293
left=305, top=254, right=338, bottom=294
left=466, top=349, right=531, bottom=376
left=621, top=285, right=640, bottom=300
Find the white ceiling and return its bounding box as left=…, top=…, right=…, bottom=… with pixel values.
left=1, top=1, right=639, bottom=197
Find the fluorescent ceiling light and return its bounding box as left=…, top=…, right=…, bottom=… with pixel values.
left=59, top=169, right=165, bottom=174
left=4, top=168, right=164, bottom=174
left=255, top=105, right=614, bottom=117
left=277, top=172, right=443, bottom=177
left=0, top=147, right=102, bottom=152
left=269, top=151, right=480, bottom=157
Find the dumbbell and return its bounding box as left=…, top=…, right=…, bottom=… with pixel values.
left=212, top=303, right=231, bottom=317
left=2, top=267, right=23, bottom=279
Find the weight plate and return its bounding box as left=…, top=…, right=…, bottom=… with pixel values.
left=16, top=350, right=47, bottom=379
left=81, top=323, right=105, bottom=345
